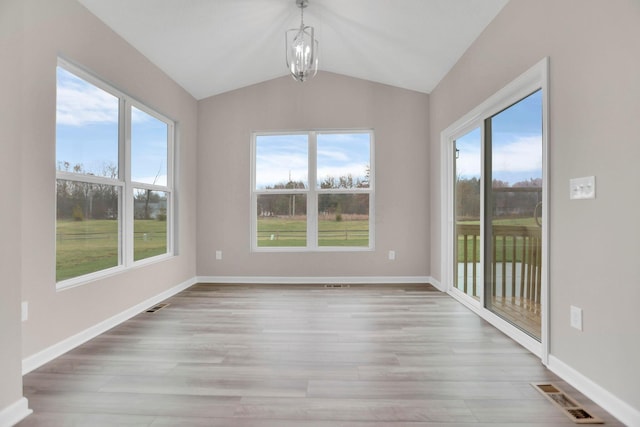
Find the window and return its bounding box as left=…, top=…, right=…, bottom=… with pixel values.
left=252, top=131, right=373, bottom=250
left=56, top=59, right=174, bottom=287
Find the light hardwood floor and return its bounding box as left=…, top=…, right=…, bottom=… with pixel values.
left=18, top=283, right=622, bottom=426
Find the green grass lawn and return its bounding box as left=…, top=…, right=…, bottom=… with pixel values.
left=134, top=219, right=168, bottom=261
left=56, top=219, right=167, bottom=282
left=258, top=217, right=369, bottom=247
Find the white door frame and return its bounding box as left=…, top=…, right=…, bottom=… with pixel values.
left=440, top=57, right=550, bottom=364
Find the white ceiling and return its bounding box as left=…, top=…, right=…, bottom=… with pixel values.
left=78, top=0, right=509, bottom=100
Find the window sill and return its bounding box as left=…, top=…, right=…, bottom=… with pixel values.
left=251, top=246, right=374, bottom=253
left=56, top=253, right=174, bottom=292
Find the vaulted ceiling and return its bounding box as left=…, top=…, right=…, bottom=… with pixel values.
left=78, top=0, right=509, bottom=100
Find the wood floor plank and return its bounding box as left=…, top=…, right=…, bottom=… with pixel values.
left=22, top=372, right=114, bottom=393
left=169, top=363, right=361, bottom=381
left=356, top=365, right=558, bottom=382
left=306, top=379, right=533, bottom=400
left=17, top=412, right=156, bottom=427
left=99, top=375, right=309, bottom=398
left=18, top=283, right=623, bottom=426
left=234, top=397, right=477, bottom=423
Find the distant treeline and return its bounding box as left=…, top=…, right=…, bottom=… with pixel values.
left=456, top=177, right=542, bottom=220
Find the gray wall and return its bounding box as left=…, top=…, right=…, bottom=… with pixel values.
left=15, top=0, right=199, bottom=361
left=0, top=0, right=26, bottom=417
left=430, top=0, right=640, bottom=412
left=4, top=0, right=638, bottom=422
left=196, top=72, right=430, bottom=280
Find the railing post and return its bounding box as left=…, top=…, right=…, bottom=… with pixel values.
left=463, top=234, right=468, bottom=293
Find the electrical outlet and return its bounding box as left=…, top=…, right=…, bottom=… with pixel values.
left=215, top=250, right=223, bottom=260
left=570, top=305, right=583, bottom=331
left=388, top=250, right=396, bottom=260
left=21, top=301, right=28, bottom=322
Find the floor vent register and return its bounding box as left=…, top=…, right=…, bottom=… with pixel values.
left=531, top=383, right=603, bottom=424
left=146, top=303, right=170, bottom=313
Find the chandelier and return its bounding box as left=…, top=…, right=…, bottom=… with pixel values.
left=285, top=0, right=319, bottom=82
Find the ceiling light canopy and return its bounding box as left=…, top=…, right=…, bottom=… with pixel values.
left=285, top=0, right=318, bottom=82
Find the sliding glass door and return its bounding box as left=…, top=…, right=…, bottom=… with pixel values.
left=454, top=128, right=482, bottom=300
left=446, top=59, right=548, bottom=355
left=484, top=90, right=543, bottom=340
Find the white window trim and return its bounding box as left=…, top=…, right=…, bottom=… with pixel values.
left=440, top=57, right=549, bottom=363
left=251, top=130, right=375, bottom=252
left=55, top=58, right=175, bottom=290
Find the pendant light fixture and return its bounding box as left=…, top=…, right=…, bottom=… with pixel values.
left=285, top=0, right=319, bottom=82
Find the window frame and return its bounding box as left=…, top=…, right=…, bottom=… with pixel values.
left=55, top=58, right=175, bottom=290
left=251, top=130, right=375, bottom=252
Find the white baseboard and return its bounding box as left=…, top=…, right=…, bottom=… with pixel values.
left=22, top=277, right=197, bottom=375
left=427, top=276, right=445, bottom=292
left=197, top=275, right=436, bottom=286
left=0, top=397, right=31, bottom=427
left=548, top=355, right=640, bottom=426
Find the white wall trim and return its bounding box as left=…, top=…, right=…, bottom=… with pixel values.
left=197, top=275, right=437, bottom=287
left=0, top=397, right=31, bottom=427
left=425, top=276, right=445, bottom=292
left=22, top=277, right=197, bottom=375
left=548, top=355, right=639, bottom=427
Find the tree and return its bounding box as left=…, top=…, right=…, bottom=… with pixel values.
left=56, top=162, right=118, bottom=220
left=455, top=176, right=480, bottom=220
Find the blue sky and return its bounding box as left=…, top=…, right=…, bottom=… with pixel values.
left=58, top=63, right=537, bottom=189
left=455, top=90, right=542, bottom=185
left=56, top=67, right=168, bottom=185
left=255, top=133, right=370, bottom=189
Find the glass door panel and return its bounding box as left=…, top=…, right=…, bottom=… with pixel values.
left=454, top=128, right=482, bottom=300
left=484, top=90, right=543, bottom=340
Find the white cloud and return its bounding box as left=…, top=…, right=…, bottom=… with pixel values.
left=132, top=106, right=159, bottom=124
left=457, top=136, right=541, bottom=178
left=256, top=153, right=308, bottom=188
left=56, top=72, right=119, bottom=127
left=494, top=136, right=542, bottom=172
left=56, top=69, right=160, bottom=127
left=455, top=149, right=481, bottom=177
left=317, top=149, right=349, bottom=162
left=317, top=163, right=368, bottom=180
left=256, top=167, right=308, bottom=189
left=255, top=149, right=371, bottom=188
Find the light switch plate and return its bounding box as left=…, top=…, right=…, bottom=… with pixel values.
left=570, top=176, right=595, bottom=200
left=570, top=305, right=583, bottom=331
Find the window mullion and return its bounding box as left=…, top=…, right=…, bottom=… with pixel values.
left=55, top=171, right=122, bottom=186
left=122, top=98, right=133, bottom=267
left=168, top=122, right=175, bottom=255
left=131, top=182, right=170, bottom=192
left=308, top=131, right=318, bottom=249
